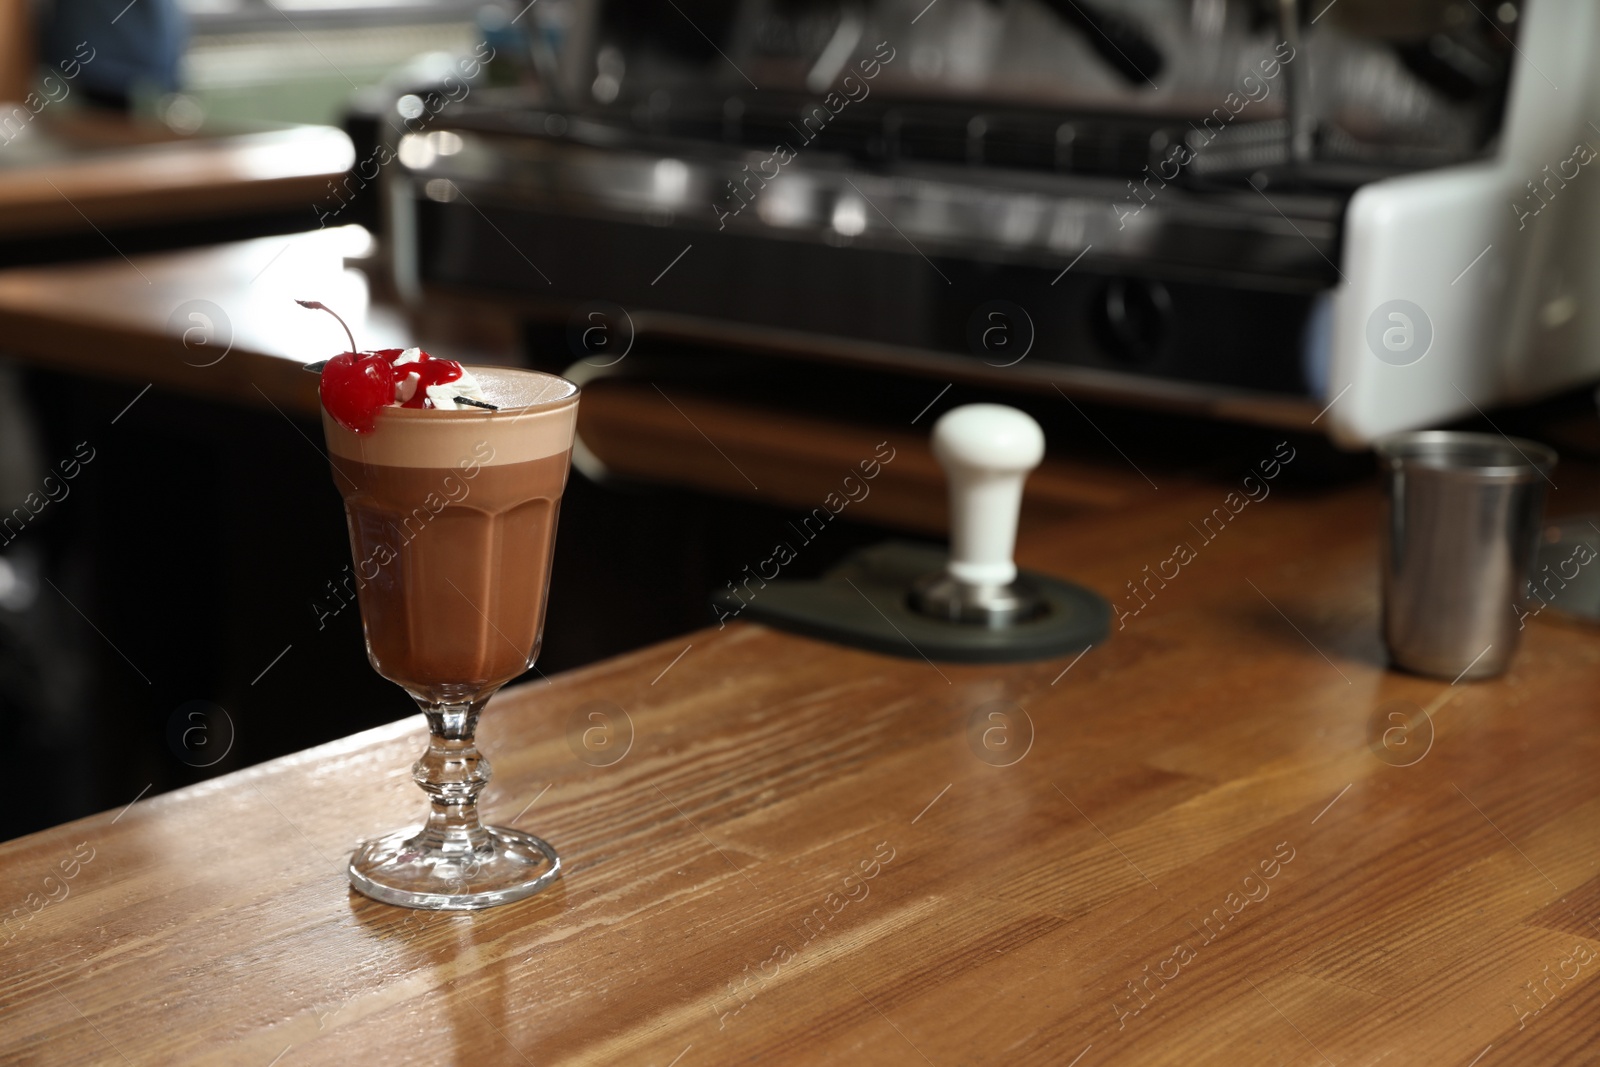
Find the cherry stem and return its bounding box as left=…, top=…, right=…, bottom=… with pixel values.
left=296, top=299, right=358, bottom=354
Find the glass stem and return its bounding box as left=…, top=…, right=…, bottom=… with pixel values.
left=410, top=699, right=493, bottom=856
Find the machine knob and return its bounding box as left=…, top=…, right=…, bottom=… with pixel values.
left=912, top=404, right=1048, bottom=626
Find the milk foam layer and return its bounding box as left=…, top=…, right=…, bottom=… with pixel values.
left=323, top=367, right=579, bottom=468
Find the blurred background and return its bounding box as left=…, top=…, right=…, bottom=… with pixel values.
left=2, top=0, right=1595, bottom=837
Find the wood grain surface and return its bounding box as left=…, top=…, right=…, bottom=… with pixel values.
left=4, top=466, right=1598, bottom=1065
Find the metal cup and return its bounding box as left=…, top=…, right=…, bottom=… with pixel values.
left=1376, top=431, right=1557, bottom=681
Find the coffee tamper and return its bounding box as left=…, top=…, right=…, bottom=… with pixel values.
left=708, top=402, right=1109, bottom=663
left=910, top=404, right=1047, bottom=627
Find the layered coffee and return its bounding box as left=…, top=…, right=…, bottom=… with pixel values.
left=322, top=367, right=579, bottom=703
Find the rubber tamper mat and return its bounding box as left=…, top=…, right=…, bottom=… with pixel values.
left=710, top=541, right=1109, bottom=664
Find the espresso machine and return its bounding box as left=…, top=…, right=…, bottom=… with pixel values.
left=372, top=0, right=1600, bottom=446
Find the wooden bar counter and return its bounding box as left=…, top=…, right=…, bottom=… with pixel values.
left=3, top=464, right=1599, bottom=1064
left=0, top=228, right=1597, bottom=1065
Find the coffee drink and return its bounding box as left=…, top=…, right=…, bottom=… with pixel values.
left=322, top=368, right=579, bottom=704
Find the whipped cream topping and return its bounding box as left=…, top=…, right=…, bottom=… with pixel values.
left=391, top=347, right=492, bottom=410
left=323, top=367, right=579, bottom=467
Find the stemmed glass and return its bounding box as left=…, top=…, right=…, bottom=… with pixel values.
left=321, top=366, right=579, bottom=909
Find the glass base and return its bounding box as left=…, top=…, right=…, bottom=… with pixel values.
left=347, top=824, right=561, bottom=910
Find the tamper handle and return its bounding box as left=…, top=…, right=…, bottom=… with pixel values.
left=932, top=404, right=1045, bottom=588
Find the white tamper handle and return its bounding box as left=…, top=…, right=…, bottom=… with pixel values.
left=931, top=404, right=1045, bottom=588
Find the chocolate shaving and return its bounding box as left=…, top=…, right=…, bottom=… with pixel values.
left=303, top=360, right=328, bottom=373
left=453, top=396, right=499, bottom=410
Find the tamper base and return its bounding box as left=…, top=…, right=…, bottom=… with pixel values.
left=712, top=540, right=1107, bottom=664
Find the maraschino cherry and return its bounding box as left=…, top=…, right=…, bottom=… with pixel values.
left=298, top=302, right=468, bottom=433
left=320, top=352, right=398, bottom=434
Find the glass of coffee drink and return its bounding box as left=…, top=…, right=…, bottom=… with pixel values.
left=322, top=365, right=578, bottom=909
